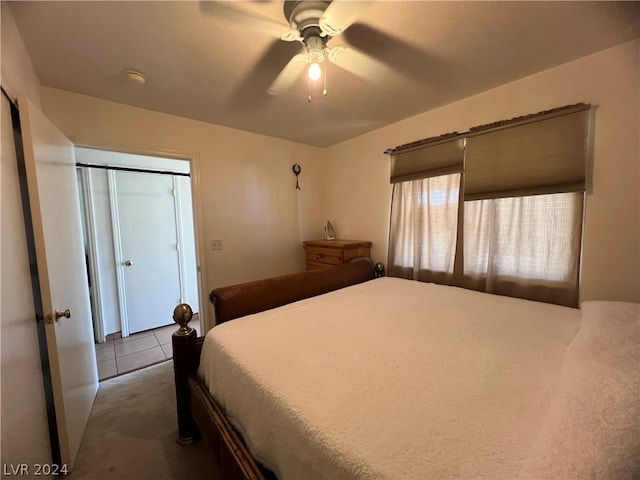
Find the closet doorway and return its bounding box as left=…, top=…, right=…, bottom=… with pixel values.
left=113, top=170, right=184, bottom=334
left=76, top=147, right=201, bottom=378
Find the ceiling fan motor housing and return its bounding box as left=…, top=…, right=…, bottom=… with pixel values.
left=284, top=1, right=331, bottom=35
left=304, top=30, right=326, bottom=63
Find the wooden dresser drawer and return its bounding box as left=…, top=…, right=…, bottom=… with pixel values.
left=302, top=240, right=372, bottom=271
left=305, top=247, right=343, bottom=265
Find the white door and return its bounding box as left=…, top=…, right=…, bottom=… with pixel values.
left=18, top=97, right=98, bottom=469
left=114, top=171, right=182, bottom=333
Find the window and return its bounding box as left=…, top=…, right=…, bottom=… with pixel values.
left=462, top=192, right=584, bottom=306
left=386, top=104, right=592, bottom=307
left=388, top=173, right=460, bottom=284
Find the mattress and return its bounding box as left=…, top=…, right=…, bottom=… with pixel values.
left=198, top=277, right=639, bottom=479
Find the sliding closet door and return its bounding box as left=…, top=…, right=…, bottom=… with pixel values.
left=113, top=171, right=182, bottom=333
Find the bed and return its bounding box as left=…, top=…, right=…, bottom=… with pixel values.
left=171, top=260, right=639, bottom=480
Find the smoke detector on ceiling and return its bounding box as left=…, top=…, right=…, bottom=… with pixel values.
left=124, top=69, right=147, bottom=85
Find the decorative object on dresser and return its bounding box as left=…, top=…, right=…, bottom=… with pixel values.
left=302, top=239, right=372, bottom=270
left=323, top=220, right=335, bottom=240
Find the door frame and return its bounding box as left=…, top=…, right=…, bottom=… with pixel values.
left=74, top=141, right=208, bottom=336
left=107, top=168, right=130, bottom=337
left=78, top=167, right=106, bottom=343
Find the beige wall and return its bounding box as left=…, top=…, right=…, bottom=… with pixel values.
left=39, top=87, right=324, bottom=326
left=0, top=0, right=52, bottom=469
left=319, top=39, right=640, bottom=303
left=40, top=40, right=640, bottom=307
left=0, top=3, right=41, bottom=107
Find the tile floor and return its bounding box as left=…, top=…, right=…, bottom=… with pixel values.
left=95, top=324, right=176, bottom=381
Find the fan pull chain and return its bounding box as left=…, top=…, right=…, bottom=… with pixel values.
left=323, top=54, right=328, bottom=96
left=308, top=74, right=312, bottom=102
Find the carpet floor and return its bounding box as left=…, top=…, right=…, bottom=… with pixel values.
left=69, top=360, right=220, bottom=480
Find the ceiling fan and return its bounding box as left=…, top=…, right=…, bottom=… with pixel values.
left=202, top=0, right=389, bottom=98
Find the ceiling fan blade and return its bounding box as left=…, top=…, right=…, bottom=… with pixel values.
left=228, top=41, right=303, bottom=108
left=327, top=45, right=392, bottom=82
left=319, top=0, right=373, bottom=36
left=342, top=24, right=436, bottom=82
left=199, top=1, right=300, bottom=41
left=267, top=54, right=308, bottom=95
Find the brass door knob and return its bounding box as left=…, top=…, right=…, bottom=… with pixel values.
left=55, top=309, right=71, bottom=321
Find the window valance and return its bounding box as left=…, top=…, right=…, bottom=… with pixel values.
left=387, top=132, right=464, bottom=183
left=386, top=103, right=593, bottom=197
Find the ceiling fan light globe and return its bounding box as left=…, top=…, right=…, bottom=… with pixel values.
left=308, top=62, right=322, bottom=81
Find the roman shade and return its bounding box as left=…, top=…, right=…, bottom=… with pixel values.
left=385, top=103, right=592, bottom=195
left=464, top=104, right=592, bottom=200
left=388, top=133, right=465, bottom=183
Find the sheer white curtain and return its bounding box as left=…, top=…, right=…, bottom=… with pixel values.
left=388, top=173, right=460, bottom=283
left=463, top=192, right=584, bottom=306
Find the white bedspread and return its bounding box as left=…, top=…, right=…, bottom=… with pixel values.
left=198, top=277, right=637, bottom=479
left=520, top=300, right=640, bottom=479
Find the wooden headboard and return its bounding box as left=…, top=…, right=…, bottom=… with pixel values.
left=209, top=259, right=375, bottom=324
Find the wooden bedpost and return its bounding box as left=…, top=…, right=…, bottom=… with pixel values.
left=172, top=303, right=197, bottom=445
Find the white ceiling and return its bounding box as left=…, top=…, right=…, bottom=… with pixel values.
left=9, top=1, right=640, bottom=147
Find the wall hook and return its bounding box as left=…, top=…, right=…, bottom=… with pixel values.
left=292, top=163, right=302, bottom=190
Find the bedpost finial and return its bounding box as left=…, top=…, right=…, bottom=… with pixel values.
left=173, top=303, right=194, bottom=336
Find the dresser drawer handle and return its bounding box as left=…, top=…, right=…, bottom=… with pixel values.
left=316, top=253, right=325, bottom=259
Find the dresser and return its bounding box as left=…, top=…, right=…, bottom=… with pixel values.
left=302, top=240, right=372, bottom=270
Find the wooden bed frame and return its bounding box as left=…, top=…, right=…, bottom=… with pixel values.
left=171, top=260, right=377, bottom=480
